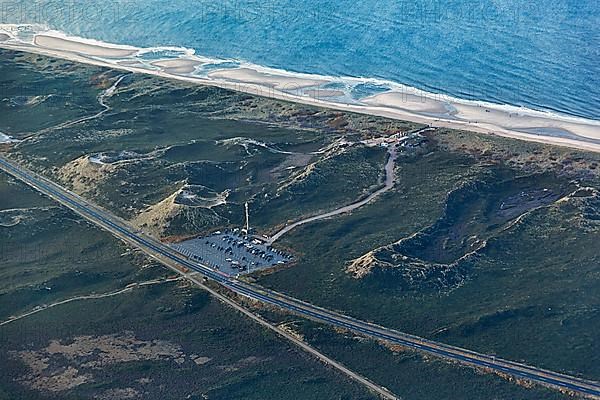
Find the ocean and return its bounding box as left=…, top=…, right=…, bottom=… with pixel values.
left=2, top=0, right=599, bottom=120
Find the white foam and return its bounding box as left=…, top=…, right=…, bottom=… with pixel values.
left=0, top=132, right=18, bottom=144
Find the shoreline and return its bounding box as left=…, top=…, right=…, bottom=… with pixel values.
left=1, top=28, right=599, bottom=153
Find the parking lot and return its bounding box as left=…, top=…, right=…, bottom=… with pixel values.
left=170, top=231, right=292, bottom=276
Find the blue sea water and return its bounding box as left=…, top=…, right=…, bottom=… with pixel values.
left=3, top=0, right=599, bottom=119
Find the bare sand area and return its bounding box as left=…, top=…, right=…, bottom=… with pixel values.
left=208, top=67, right=327, bottom=90
left=34, top=34, right=138, bottom=58
left=150, top=58, right=203, bottom=74
left=0, top=133, right=18, bottom=144
left=117, top=60, right=149, bottom=68
left=452, top=103, right=600, bottom=141
left=362, top=91, right=600, bottom=144
left=2, top=32, right=599, bottom=153
left=363, top=92, right=451, bottom=115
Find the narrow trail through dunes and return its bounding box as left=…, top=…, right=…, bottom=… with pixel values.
left=19, top=74, right=128, bottom=142
left=267, top=127, right=435, bottom=244
left=0, top=276, right=183, bottom=327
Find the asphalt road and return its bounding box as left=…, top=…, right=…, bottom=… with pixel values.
left=1, top=155, right=599, bottom=399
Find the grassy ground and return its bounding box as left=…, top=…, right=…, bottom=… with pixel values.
left=291, top=320, right=566, bottom=400
left=3, top=49, right=394, bottom=239
left=0, top=175, right=373, bottom=400
left=2, top=48, right=599, bottom=398
left=258, top=135, right=600, bottom=381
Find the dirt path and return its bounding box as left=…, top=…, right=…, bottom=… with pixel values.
left=19, top=74, right=128, bottom=142
left=267, top=145, right=398, bottom=245
left=266, top=127, right=436, bottom=245
left=0, top=276, right=182, bottom=327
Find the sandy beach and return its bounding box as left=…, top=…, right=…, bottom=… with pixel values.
left=117, top=60, right=149, bottom=68
left=208, top=67, right=328, bottom=91
left=362, top=92, right=452, bottom=116
left=451, top=103, right=600, bottom=141
left=1, top=31, right=599, bottom=153
left=34, top=34, right=138, bottom=58
left=150, top=59, right=203, bottom=74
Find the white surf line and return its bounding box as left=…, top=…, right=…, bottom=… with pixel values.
left=0, top=276, right=183, bottom=327
left=2, top=32, right=599, bottom=153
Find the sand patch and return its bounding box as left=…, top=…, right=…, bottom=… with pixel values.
left=34, top=34, right=137, bottom=58
left=304, top=89, right=345, bottom=98
left=151, top=58, right=203, bottom=74
left=208, top=67, right=327, bottom=90
left=452, top=103, right=600, bottom=142
left=0, top=132, right=19, bottom=144
left=57, top=155, right=117, bottom=195
left=11, top=332, right=210, bottom=394
left=362, top=91, right=451, bottom=115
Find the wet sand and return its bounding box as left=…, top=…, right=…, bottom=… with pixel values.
left=208, top=67, right=328, bottom=90
left=34, top=34, right=138, bottom=58
left=150, top=59, right=203, bottom=74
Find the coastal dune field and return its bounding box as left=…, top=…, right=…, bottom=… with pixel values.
left=1, top=47, right=600, bottom=399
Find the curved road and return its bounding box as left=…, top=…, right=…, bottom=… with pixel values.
left=1, top=156, right=599, bottom=399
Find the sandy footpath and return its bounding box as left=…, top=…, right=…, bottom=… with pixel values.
left=1, top=31, right=599, bottom=153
